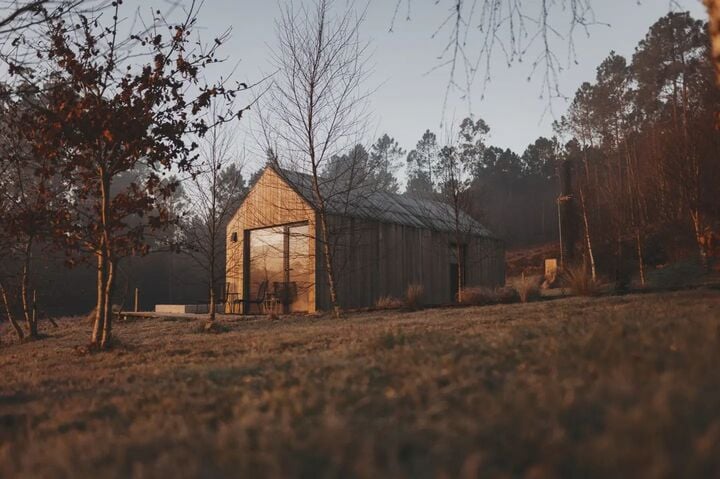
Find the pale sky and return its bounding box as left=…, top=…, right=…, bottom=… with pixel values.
left=188, top=0, right=707, bottom=172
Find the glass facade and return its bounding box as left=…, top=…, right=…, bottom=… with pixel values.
left=248, top=223, right=311, bottom=313
left=288, top=224, right=311, bottom=312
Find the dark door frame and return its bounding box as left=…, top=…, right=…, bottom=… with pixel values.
left=243, top=221, right=309, bottom=314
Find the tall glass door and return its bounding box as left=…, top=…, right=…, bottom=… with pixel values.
left=248, top=226, right=285, bottom=314
left=248, top=223, right=311, bottom=313
left=288, top=224, right=311, bottom=312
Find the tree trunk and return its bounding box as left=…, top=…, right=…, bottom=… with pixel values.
left=318, top=210, right=341, bottom=318
left=100, top=257, right=115, bottom=349
left=690, top=209, right=710, bottom=271
left=91, top=251, right=106, bottom=346
left=209, top=286, right=216, bottom=322
left=558, top=160, right=577, bottom=267
left=457, top=248, right=464, bottom=302
left=93, top=170, right=112, bottom=348
left=454, top=200, right=464, bottom=303
left=32, top=290, right=37, bottom=331
left=636, top=229, right=646, bottom=286
left=20, top=236, right=37, bottom=338
left=0, top=282, right=24, bottom=341
left=706, top=0, right=720, bottom=87
left=557, top=195, right=564, bottom=268
left=578, top=185, right=597, bottom=282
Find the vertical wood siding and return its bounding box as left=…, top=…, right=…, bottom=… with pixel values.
left=228, top=168, right=505, bottom=313
left=317, top=216, right=505, bottom=310
left=225, top=168, right=317, bottom=312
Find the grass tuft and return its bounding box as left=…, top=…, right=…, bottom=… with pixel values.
left=563, top=265, right=601, bottom=296
left=511, top=275, right=542, bottom=303
left=459, top=286, right=519, bottom=306
left=375, top=296, right=404, bottom=310
left=405, top=284, right=425, bottom=310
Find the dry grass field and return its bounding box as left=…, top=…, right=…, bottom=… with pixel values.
left=2, top=289, right=720, bottom=479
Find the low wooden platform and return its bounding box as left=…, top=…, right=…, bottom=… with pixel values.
left=118, top=311, right=255, bottom=321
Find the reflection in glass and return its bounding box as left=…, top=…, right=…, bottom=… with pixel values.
left=249, top=226, right=285, bottom=314
left=288, top=224, right=311, bottom=312
left=248, top=223, right=311, bottom=313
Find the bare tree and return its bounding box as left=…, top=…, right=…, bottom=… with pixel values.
left=181, top=111, right=246, bottom=322
left=435, top=117, right=490, bottom=302
left=391, top=1, right=720, bottom=120
left=436, top=117, right=489, bottom=301
left=391, top=0, right=606, bottom=118
left=0, top=88, right=65, bottom=340
left=0, top=162, right=27, bottom=341
left=257, top=0, right=370, bottom=317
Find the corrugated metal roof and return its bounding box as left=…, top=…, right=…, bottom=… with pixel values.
left=273, top=166, right=495, bottom=238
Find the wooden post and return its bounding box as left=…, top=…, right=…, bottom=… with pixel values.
left=32, top=290, right=37, bottom=326
left=557, top=197, right=564, bottom=269
left=134, top=288, right=139, bottom=312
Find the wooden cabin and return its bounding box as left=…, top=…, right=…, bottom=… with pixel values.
left=225, top=165, right=505, bottom=313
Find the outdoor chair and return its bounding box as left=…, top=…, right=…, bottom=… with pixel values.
left=244, top=280, right=269, bottom=314
left=273, top=281, right=298, bottom=305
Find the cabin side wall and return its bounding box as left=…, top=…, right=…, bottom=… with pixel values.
left=315, top=216, right=505, bottom=310
left=226, top=168, right=317, bottom=312
left=466, top=236, right=506, bottom=289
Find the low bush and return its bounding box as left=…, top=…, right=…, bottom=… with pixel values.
left=562, top=265, right=601, bottom=296
left=458, top=286, right=519, bottom=306
left=511, top=275, right=542, bottom=303
left=496, top=286, right=521, bottom=303
left=458, top=287, right=499, bottom=306
left=375, top=296, right=404, bottom=310
left=405, top=284, right=425, bottom=310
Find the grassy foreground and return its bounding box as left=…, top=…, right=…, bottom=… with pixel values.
left=1, top=289, right=720, bottom=478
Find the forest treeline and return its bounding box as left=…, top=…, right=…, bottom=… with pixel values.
left=386, top=11, right=720, bottom=282
left=0, top=9, right=718, bottom=336
left=317, top=12, right=719, bottom=284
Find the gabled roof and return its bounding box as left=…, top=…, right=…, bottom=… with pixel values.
left=271, top=165, right=496, bottom=238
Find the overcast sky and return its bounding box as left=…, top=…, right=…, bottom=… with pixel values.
left=188, top=0, right=707, bottom=173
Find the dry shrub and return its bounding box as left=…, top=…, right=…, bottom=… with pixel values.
left=376, top=296, right=404, bottom=310
left=563, top=265, right=601, bottom=296
left=458, top=287, right=498, bottom=306
left=405, top=284, right=425, bottom=310
left=496, top=286, right=520, bottom=303
left=511, top=275, right=542, bottom=303
left=458, top=286, right=519, bottom=306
